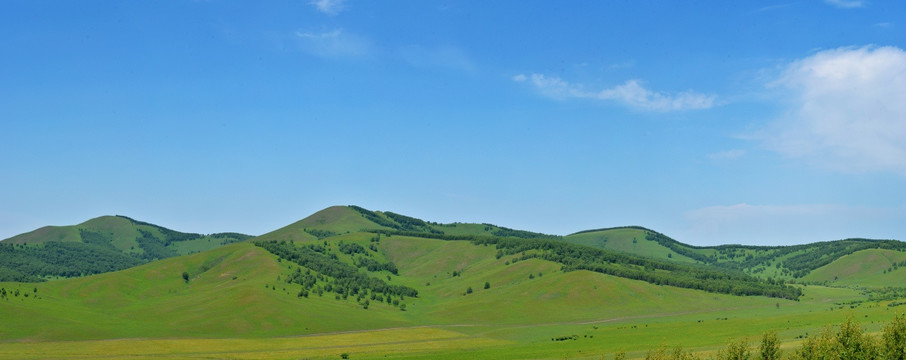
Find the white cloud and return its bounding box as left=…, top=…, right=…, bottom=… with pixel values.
left=761, top=46, right=906, bottom=176
left=310, top=0, right=346, bottom=15
left=514, top=73, right=716, bottom=111
left=295, top=29, right=371, bottom=57
left=825, top=0, right=865, bottom=8
left=707, top=149, right=746, bottom=160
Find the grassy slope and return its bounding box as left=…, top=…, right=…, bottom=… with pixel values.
left=0, top=241, right=413, bottom=341
left=802, top=248, right=906, bottom=287
left=1, top=215, right=245, bottom=257
left=253, top=206, right=389, bottom=243
left=1, top=233, right=892, bottom=359
left=563, top=228, right=698, bottom=264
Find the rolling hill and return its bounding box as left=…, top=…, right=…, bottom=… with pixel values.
left=2, top=205, right=905, bottom=359
left=562, top=226, right=906, bottom=284
left=0, top=215, right=250, bottom=281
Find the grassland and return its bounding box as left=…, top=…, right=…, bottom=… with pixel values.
left=2, top=206, right=906, bottom=359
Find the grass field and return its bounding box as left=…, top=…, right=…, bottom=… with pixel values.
left=3, top=207, right=906, bottom=359
left=3, top=234, right=904, bottom=359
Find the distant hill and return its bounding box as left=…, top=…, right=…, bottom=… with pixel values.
left=0, top=227, right=794, bottom=342
left=0, top=215, right=250, bottom=281
left=562, top=227, right=906, bottom=284
left=3, top=205, right=901, bottom=289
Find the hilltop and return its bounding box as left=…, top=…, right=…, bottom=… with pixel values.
left=0, top=215, right=250, bottom=281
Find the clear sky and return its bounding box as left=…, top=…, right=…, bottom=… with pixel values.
left=2, top=0, right=905, bottom=246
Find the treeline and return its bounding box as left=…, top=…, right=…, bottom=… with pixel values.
left=367, top=230, right=801, bottom=300
left=116, top=215, right=205, bottom=244
left=483, top=224, right=561, bottom=240
left=472, top=237, right=802, bottom=300
left=0, top=242, right=142, bottom=281
left=348, top=206, right=444, bottom=234
left=304, top=228, right=338, bottom=240
left=644, top=231, right=906, bottom=279
left=254, top=240, right=417, bottom=301
left=569, top=226, right=652, bottom=236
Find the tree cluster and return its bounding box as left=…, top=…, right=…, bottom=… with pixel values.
left=254, top=240, right=417, bottom=306
left=0, top=242, right=142, bottom=281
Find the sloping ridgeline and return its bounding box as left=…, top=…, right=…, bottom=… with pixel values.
left=374, top=230, right=802, bottom=300
left=642, top=230, right=906, bottom=279
left=343, top=207, right=800, bottom=300
left=0, top=216, right=251, bottom=282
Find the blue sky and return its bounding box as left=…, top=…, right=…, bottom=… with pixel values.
left=2, top=0, right=905, bottom=246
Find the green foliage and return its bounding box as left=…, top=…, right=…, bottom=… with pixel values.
left=136, top=229, right=179, bottom=260
left=484, top=281, right=490, bottom=289
left=355, top=257, right=399, bottom=274
left=117, top=215, right=204, bottom=244
left=758, top=331, right=781, bottom=360
left=304, top=228, right=339, bottom=240
left=254, top=240, right=418, bottom=300
left=182, top=271, right=189, bottom=283
left=790, top=318, right=879, bottom=360
left=883, top=314, right=906, bottom=360
left=0, top=241, right=142, bottom=280
left=645, top=345, right=696, bottom=360
left=473, top=236, right=802, bottom=300
left=837, top=316, right=877, bottom=360
left=717, top=337, right=750, bottom=360
left=78, top=229, right=116, bottom=249
left=338, top=242, right=367, bottom=255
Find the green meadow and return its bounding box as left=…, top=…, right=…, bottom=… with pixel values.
left=2, top=206, right=906, bottom=359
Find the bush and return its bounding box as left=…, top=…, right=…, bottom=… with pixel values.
left=759, top=331, right=781, bottom=360
left=717, top=338, right=750, bottom=360
left=884, top=314, right=906, bottom=360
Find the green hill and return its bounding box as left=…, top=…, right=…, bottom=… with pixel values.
left=564, top=227, right=906, bottom=284
left=0, top=215, right=250, bottom=281
left=563, top=227, right=698, bottom=263
left=3, top=205, right=906, bottom=359
left=801, top=248, right=906, bottom=287
left=0, top=231, right=795, bottom=342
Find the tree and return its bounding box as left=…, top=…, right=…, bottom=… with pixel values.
left=837, top=316, right=877, bottom=360
left=759, top=331, right=781, bottom=360
left=181, top=271, right=189, bottom=283
left=883, top=314, right=906, bottom=360
left=717, top=338, right=750, bottom=360
left=484, top=282, right=490, bottom=289
left=466, top=286, right=473, bottom=294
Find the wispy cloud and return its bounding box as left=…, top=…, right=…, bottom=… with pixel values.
left=310, top=0, right=346, bottom=15
left=824, top=0, right=865, bottom=8
left=707, top=149, right=746, bottom=160
left=295, top=28, right=371, bottom=57
left=513, top=73, right=716, bottom=112
left=759, top=46, right=906, bottom=176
